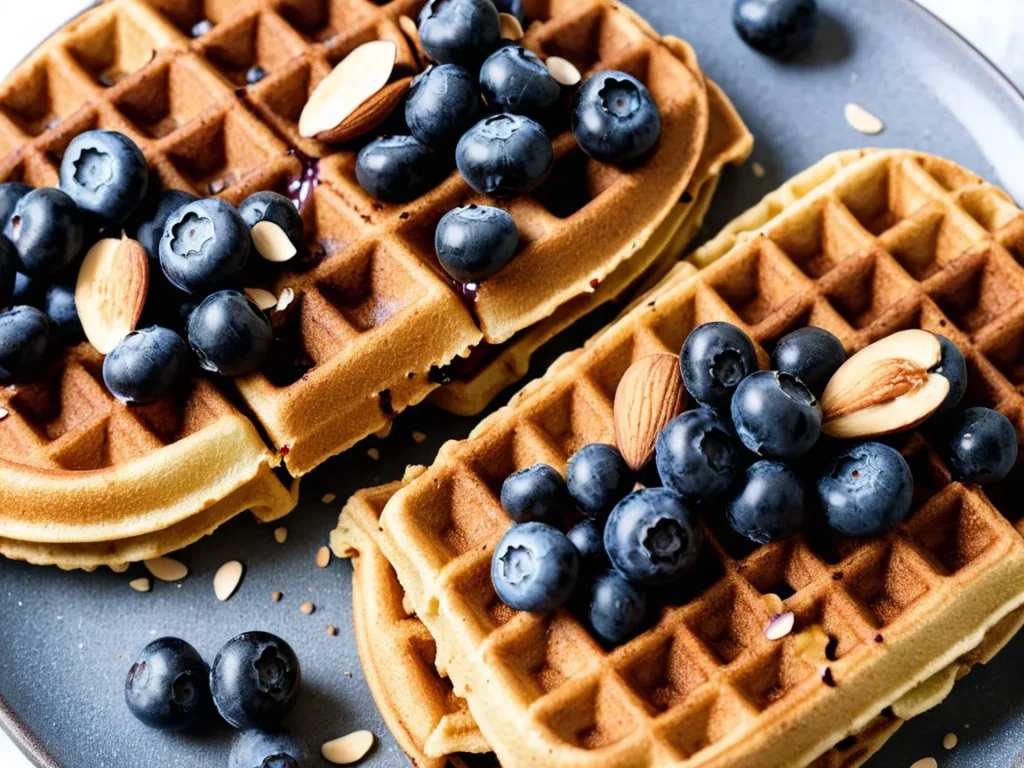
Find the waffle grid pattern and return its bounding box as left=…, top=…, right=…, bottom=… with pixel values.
left=377, top=150, right=1024, bottom=766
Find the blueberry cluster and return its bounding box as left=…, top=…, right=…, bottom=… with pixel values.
left=351, top=0, right=662, bottom=285
left=0, top=129, right=308, bottom=403
left=125, top=632, right=311, bottom=766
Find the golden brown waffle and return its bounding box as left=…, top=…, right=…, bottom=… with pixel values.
left=0, top=0, right=712, bottom=567
left=368, top=149, right=1024, bottom=767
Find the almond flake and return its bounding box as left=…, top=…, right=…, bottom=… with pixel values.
left=76, top=235, right=149, bottom=354
left=108, top=563, right=129, bottom=574
left=943, top=733, right=957, bottom=750
left=401, top=594, right=415, bottom=616
left=214, top=560, right=244, bottom=601
left=844, top=102, right=884, bottom=135
left=367, top=448, right=380, bottom=460
left=499, top=12, right=524, bottom=40
left=765, top=611, right=795, bottom=641
left=251, top=221, right=297, bottom=263
left=322, top=493, right=337, bottom=504
left=322, top=731, right=375, bottom=765
left=546, top=56, right=581, bottom=87
left=316, top=546, right=331, bottom=568
left=276, top=287, right=296, bottom=312
left=245, top=287, right=278, bottom=311
left=300, top=601, right=315, bottom=615
left=272, top=590, right=283, bottom=602
left=910, top=759, right=937, bottom=768
left=752, top=161, right=766, bottom=178
left=0, top=408, right=8, bottom=420
left=144, top=556, right=188, bottom=582
left=129, top=578, right=151, bottom=593
left=412, top=431, right=426, bottom=444
left=274, top=527, right=288, bottom=544
left=327, top=625, right=338, bottom=636
left=761, top=593, right=784, bottom=615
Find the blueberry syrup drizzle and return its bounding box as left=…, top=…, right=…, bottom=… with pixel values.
left=286, top=147, right=321, bottom=216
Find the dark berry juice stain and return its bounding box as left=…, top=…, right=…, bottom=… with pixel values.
left=286, top=148, right=321, bottom=216
left=821, top=668, right=836, bottom=687
left=378, top=389, right=395, bottom=418
left=680, top=190, right=693, bottom=204
left=263, top=296, right=314, bottom=387
left=456, top=281, right=479, bottom=306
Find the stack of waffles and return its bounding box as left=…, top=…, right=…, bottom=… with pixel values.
left=334, top=149, right=1024, bottom=767
left=0, top=0, right=750, bottom=569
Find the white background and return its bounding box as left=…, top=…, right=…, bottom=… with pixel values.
left=0, top=0, right=1021, bottom=765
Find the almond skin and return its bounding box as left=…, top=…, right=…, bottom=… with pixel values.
left=614, top=353, right=687, bottom=471
left=76, top=235, right=149, bottom=354
left=313, top=76, right=412, bottom=143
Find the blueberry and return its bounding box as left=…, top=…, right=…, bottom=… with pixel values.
left=771, top=327, right=845, bottom=396
left=5, top=187, right=86, bottom=277
left=731, top=371, right=821, bottom=459
left=816, top=442, right=913, bottom=537
left=188, top=290, right=272, bottom=377
left=239, top=191, right=305, bottom=263
left=11, top=272, right=40, bottom=307
left=939, top=407, right=1017, bottom=484
left=733, top=0, right=819, bottom=59
left=479, top=46, right=561, bottom=120
left=572, top=71, right=661, bottom=165
left=588, top=570, right=647, bottom=646
left=933, top=335, right=967, bottom=414
left=229, top=729, right=312, bottom=768
left=501, top=463, right=568, bottom=524
left=127, top=189, right=199, bottom=261
left=491, top=521, right=579, bottom=612
left=456, top=114, right=553, bottom=198
left=566, top=443, right=634, bottom=519
left=656, top=409, right=742, bottom=500
left=59, top=130, right=150, bottom=226
left=160, top=197, right=250, bottom=294
left=245, top=65, right=267, bottom=85
left=727, top=460, right=806, bottom=544
left=493, top=0, right=524, bottom=22
left=124, top=637, right=211, bottom=731
left=44, top=283, right=84, bottom=345
left=418, top=0, right=502, bottom=69
left=435, top=205, right=518, bottom=282
left=211, top=631, right=302, bottom=730
left=0, top=236, right=16, bottom=308
left=0, top=183, right=31, bottom=229
left=356, top=136, right=443, bottom=203
left=604, top=488, right=702, bottom=585
left=681, top=322, right=758, bottom=408
left=0, top=305, right=53, bottom=383
left=103, top=327, right=190, bottom=404
left=406, top=65, right=481, bottom=147
left=567, top=518, right=610, bottom=571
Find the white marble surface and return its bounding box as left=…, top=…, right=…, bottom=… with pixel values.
left=0, top=1, right=1021, bottom=766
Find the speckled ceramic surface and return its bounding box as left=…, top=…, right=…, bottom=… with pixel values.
left=2, top=1, right=1024, bottom=767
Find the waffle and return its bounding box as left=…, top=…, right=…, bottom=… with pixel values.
left=363, top=149, right=1024, bottom=767
left=0, top=0, right=713, bottom=567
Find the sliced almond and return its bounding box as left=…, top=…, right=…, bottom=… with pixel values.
left=108, top=562, right=129, bottom=574
left=272, top=590, right=283, bottom=602
left=129, top=577, right=151, bottom=593
left=322, top=493, right=337, bottom=504
left=300, top=601, right=315, bottom=615
left=299, top=40, right=400, bottom=142
left=251, top=221, right=297, bottom=263
left=761, top=593, right=784, bottom=615
left=144, top=556, right=188, bottom=582
left=613, top=354, right=686, bottom=470
left=821, top=330, right=949, bottom=438
left=214, top=560, right=244, bottom=601
left=276, top=287, right=296, bottom=313
left=322, top=731, right=375, bottom=765
left=794, top=624, right=831, bottom=667
left=765, top=611, right=795, bottom=641
left=76, top=235, right=149, bottom=354
left=844, top=102, right=884, bottom=135
left=546, top=56, right=581, bottom=87
left=316, top=545, right=331, bottom=568
left=499, top=12, right=524, bottom=40
left=274, top=526, right=288, bottom=544
left=245, top=287, right=278, bottom=311
left=0, top=407, right=8, bottom=420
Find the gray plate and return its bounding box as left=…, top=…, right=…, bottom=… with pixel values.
left=3, top=1, right=1024, bottom=766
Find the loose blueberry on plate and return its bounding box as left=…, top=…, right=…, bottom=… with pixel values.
left=491, top=521, right=579, bottom=612
left=938, top=406, right=1017, bottom=484
left=188, top=290, right=272, bottom=377
left=731, top=371, right=822, bottom=459
left=933, top=335, right=967, bottom=414
left=5, top=187, right=86, bottom=277
left=356, top=136, right=443, bottom=203
left=816, top=441, right=913, bottom=537
left=566, top=443, right=634, bottom=519
left=245, top=65, right=267, bottom=86
left=44, top=283, right=85, bottom=345
left=124, top=637, right=211, bottom=731
left=127, top=189, right=199, bottom=261
left=500, top=463, right=568, bottom=524
left=680, top=321, right=758, bottom=408
left=771, top=326, right=845, bottom=396
left=0, top=305, right=53, bottom=384
left=104, top=326, right=190, bottom=404
left=588, top=570, right=647, bottom=646
left=567, top=518, right=610, bottom=572
left=211, top=631, right=302, bottom=730
left=418, top=0, right=502, bottom=69
left=59, top=130, right=150, bottom=226
left=0, top=235, right=16, bottom=308
left=239, top=191, right=305, bottom=263
left=479, top=46, right=562, bottom=119
left=572, top=71, right=661, bottom=165
left=160, top=197, right=250, bottom=294
left=733, top=0, right=819, bottom=59
left=229, top=728, right=312, bottom=768
left=604, top=487, right=702, bottom=585
left=435, top=204, right=519, bottom=282
left=493, top=0, right=525, bottom=22
left=656, top=408, right=742, bottom=499
left=406, top=65, right=481, bottom=147
left=727, top=460, right=806, bottom=544
left=456, top=114, right=554, bottom=197
left=0, top=182, right=31, bottom=229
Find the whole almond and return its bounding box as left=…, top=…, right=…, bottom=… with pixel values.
left=76, top=234, right=149, bottom=354
left=614, top=353, right=687, bottom=471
